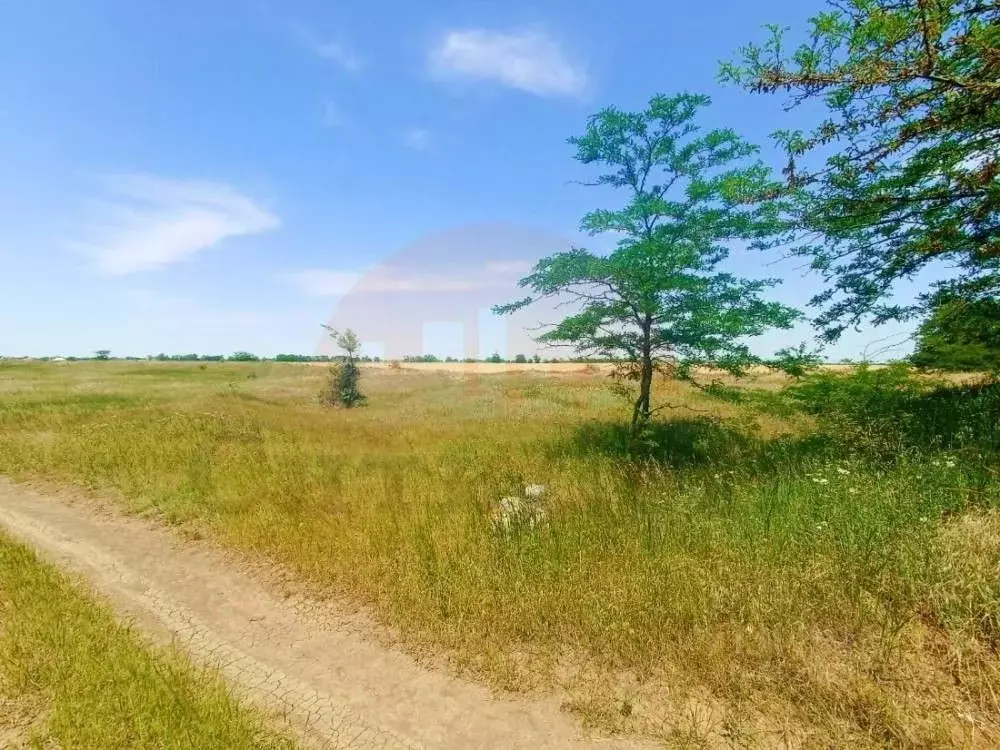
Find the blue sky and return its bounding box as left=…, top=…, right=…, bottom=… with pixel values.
left=0, top=0, right=918, bottom=360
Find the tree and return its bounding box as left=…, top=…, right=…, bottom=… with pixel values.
left=228, top=351, right=259, bottom=362
left=494, top=93, right=802, bottom=428
left=721, top=0, right=1000, bottom=340
left=485, top=352, right=504, bottom=364
left=320, top=326, right=365, bottom=407
left=93, top=349, right=111, bottom=360
left=514, top=353, right=529, bottom=363
left=911, top=292, right=1000, bottom=371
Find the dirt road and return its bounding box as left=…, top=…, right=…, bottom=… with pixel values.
left=0, top=479, right=643, bottom=749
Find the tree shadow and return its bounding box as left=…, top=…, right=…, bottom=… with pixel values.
left=557, top=416, right=832, bottom=471
left=553, top=378, right=1000, bottom=473
left=787, top=370, right=1000, bottom=455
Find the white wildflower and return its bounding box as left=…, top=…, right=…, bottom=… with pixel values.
left=945, top=460, right=956, bottom=468
left=836, top=467, right=851, bottom=475
left=524, top=484, right=546, bottom=499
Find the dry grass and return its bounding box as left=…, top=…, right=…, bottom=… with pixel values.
left=0, top=529, right=295, bottom=749
left=0, top=359, right=998, bottom=746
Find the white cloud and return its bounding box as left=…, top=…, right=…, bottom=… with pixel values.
left=121, top=288, right=269, bottom=326
left=429, top=28, right=586, bottom=98
left=284, top=260, right=530, bottom=297
left=403, top=127, right=431, bottom=150
left=283, top=270, right=362, bottom=297
left=72, top=174, right=280, bottom=275
left=117, top=288, right=311, bottom=357
left=292, top=24, right=362, bottom=72
left=484, top=260, right=533, bottom=275
left=322, top=99, right=342, bottom=127
left=314, top=40, right=362, bottom=71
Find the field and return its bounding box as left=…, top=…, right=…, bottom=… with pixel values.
left=0, top=528, right=293, bottom=749
left=1, top=360, right=999, bottom=747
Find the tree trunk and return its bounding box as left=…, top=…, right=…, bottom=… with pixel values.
left=631, top=318, right=654, bottom=431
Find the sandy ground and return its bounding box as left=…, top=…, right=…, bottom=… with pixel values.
left=0, top=479, right=645, bottom=750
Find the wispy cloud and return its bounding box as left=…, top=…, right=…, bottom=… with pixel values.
left=402, top=127, right=431, bottom=150
left=121, top=288, right=273, bottom=327
left=71, top=174, right=280, bottom=275
left=314, top=40, right=362, bottom=71
left=284, top=260, right=533, bottom=297
left=292, top=24, right=362, bottom=72
left=429, top=28, right=586, bottom=98
left=322, top=98, right=342, bottom=127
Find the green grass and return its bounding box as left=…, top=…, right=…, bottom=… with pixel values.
left=0, top=360, right=998, bottom=745
left=0, top=531, right=295, bottom=749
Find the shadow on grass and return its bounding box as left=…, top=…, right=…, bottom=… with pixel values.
left=556, top=417, right=835, bottom=471
left=785, top=371, right=1000, bottom=455
left=557, top=377, right=1000, bottom=472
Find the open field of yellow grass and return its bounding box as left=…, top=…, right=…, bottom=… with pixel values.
left=1, top=359, right=998, bottom=746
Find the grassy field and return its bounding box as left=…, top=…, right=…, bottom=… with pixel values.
left=0, top=528, right=295, bottom=749
left=1, top=360, right=998, bottom=746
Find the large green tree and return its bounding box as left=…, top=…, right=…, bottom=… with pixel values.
left=721, top=0, right=1000, bottom=340
left=495, top=94, right=801, bottom=427
left=911, top=292, right=1000, bottom=371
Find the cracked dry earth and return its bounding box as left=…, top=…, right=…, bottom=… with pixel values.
left=0, top=479, right=646, bottom=749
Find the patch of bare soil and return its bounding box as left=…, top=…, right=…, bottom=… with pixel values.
left=0, top=479, right=646, bottom=750
left=0, top=694, right=54, bottom=749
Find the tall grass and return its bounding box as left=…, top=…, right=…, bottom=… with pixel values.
left=0, top=531, right=295, bottom=749
left=0, top=360, right=998, bottom=745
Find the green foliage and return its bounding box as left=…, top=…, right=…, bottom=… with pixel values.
left=320, top=361, right=365, bottom=408
left=495, top=93, right=802, bottom=426
left=722, top=0, right=1000, bottom=339
left=320, top=327, right=365, bottom=407
left=514, top=354, right=529, bottom=364
left=227, top=351, right=259, bottom=362
left=770, top=343, right=824, bottom=378
left=485, top=352, right=504, bottom=364
left=93, top=350, right=111, bottom=361
left=786, top=363, right=1000, bottom=457
left=911, top=293, right=1000, bottom=372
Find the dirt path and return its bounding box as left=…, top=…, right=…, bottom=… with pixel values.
left=0, top=479, right=644, bottom=750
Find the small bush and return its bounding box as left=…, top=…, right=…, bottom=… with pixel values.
left=320, top=361, right=365, bottom=408
left=318, top=327, right=365, bottom=408
left=786, top=363, right=1000, bottom=457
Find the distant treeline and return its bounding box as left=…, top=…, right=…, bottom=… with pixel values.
left=3, top=352, right=615, bottom=364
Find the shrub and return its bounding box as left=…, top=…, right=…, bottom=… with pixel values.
left=319, top=328, right=365, bottom=408
left=787, top=363, right=1000, bottom=457
left=319, top=362, right=365, bottom=408
left=911, top=295, right=1000, bottom=373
